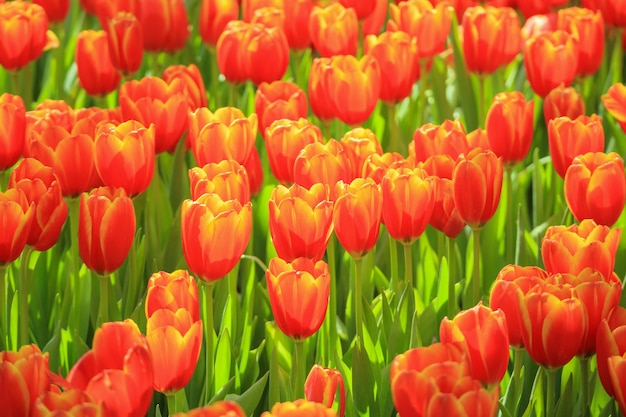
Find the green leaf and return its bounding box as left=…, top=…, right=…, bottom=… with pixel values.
left=215, top=328, right=232, bottom=393
left=352, top=341, right=379, bottom=417
left=555, top=373, right=573, bottom=417
left=210, top=377, right=235, bottom=403
left=226, top=371, right=268, bottom=416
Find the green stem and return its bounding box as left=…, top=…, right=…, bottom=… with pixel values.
left=68, top=197, right=83, bottom=338
left=386, top=103, right=401, bottom=153
left=98, top=274, right=110, bottom=326
left=167, top=392, right=177, bottom=415
left=447, top=237, right=457, bottom=318
left=545, top=367, right=556, bottom=417
left=228, top=267, right=238, bottom=342
left=327, top=235, right=337, bottom=366
left=201, top=280, right=215, bottom=402
left=505, top=166, right=514, bottom=263
left=417, top=59, right=428, bottom=128
left=0, top=170, right=6, bottom=192
left=240, top=254, right=268, bottom=271
left=169, top=130, right=188, bottom=210
left=208, top=46, right=220, bottom=107
left=354, top=258, right=363, bottom=346
left=291, top=339, right=306, bottom=400
left=580, top=356, right=590, bottom=417
left=612, top=28, right=624, bottom=85
left=389, top=232, right=399, bottom=291
left=21, top=63, right=34, bottom=110
left=472, top=228, right=481, bottom=305
left=513, top=347, right=524, bottom=410
left=0, top=267, right=6, bottom=350
left=18, top=247, right=33, bottom=347
left=53, top=23, right=66, bottom=99
left=10, top=71, right=19, bottom=97
left=403, top=243, right=413, bottom=289
left=229, top=82, right=239, bottom=110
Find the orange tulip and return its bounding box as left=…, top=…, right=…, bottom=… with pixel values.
left=440, top=303, right=510, bottom=385
left=565, top=152, right=625, bottom=227
left=145, top=270, right=200, bottom=322
left=596, top=306, right=626, bottom=398
left=250, top=6, right=284, bottom=29
left=216, top=20, right=248, bottom=84
left=609, top=353, right=626, bottom=415
left=172, top=401, right=246, bottom=417
left=524, top=30, right=579, bottom=97
left=266, top=257, right=330, bottom=340
left=466, top=127, right=491, bottom=150
left=541, top=219, right=621, bottom=280
left=413, top=119, right=469, bottom=163
left=264, top=118, right=323, bottom=185
left=338, top=0, right=375, bottom=20
left=244, top=146, right=264, bottom=197
left=556, top=7, right=604, bottom=77
left=189, top=107, right=258, bottom=167
left=293, top=140, right=353, bottom=195
left=188, top=160, right=250, bottom=203
left=283, top=0, right=313, bottom=50
left=387, top=0, right=452, bottom=60
left=199, top=0, right=240, bottom=47
left=517, top=0, right=568, bottom=19
left=93, top=0, right=141, bottom=25
left=94, top=120, right=155, bottom=197
left=138, top=0, right=189, bottom=52
left=75, top=106, right=122, bottom=126
left=32, top=389, right=103, bottom=417
left=119, top=76, right=190, bottom=154
left=333, top=178, right=382, bottom=260
left=381, top=167, right=434, bottom=244
left=75, top=30, right=122, bottom=97
left=362, top=152, right=412, bottom=184
left=543, top=84, right=585, bottom=124
left=362, top=0, right=387, bottom=36
left=341, top=128, right=382, bottom=175
left=0, top=93, right=25, bottom=172
left=363, top=30, right=420, bottom=103
left=104, top=12, right=143, bottom=77
left=309, top=3, right=358, bottom=57
left=261, top=399, right=337, bottom=417
left=462, top=6, right=521, bottom=75
left=241, top=22, right=290, bottom=85
left=241, top=0, right=282, bottom=22
left=602, top=82, right=626, bottom=134
left=0, top=1, right=49, bottom=71
left=305, top=365, right=346, bottom=417
left=269, top=183, right=333, bottom=261
left=78, top=186, right=135, bottom=275
left=33, top=0, right=70, bottom=23
left=66, top=320, right=153, bottom=417
left=8, top=158, right=67, bottom=252
left=588, top=0, right=626, bottom=27
left=181, top=193, right=252, bottom=282
left=308, top=57, right=335, bottom=124
left=485, top=91, right=534, bottom=166
left=26, top=99, right=75, bottom=139
left=255, top=81, right=308, bottom=136
left=422, top=154, right=465, bottom=237
left=452, top=148, right=503, bottom=230
left=162, top=64, right=209, bottom=111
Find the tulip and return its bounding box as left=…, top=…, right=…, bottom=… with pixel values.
left=589, top=0, right=626, bottom=27
left=412, top=119, right=469, bottom=163
left=283, top=0, right=313, bottom=50
left=609, top=353, right=626, bottom=415
left=181, top=193, right=252, bottom=282
left=75, top=106, right=122, bottom=126
left=216, top=20, right=248, bottom=84
left=94, top=120, right=155, bottom=197
left=250, top=6, right=284, bottom=29
left=240, top=22, right=290, bottom=85
left=162, top=64, right=209, bottom=111
left=172, top=401, right=246, bottom=417
left=333, top=178, right=382, bottom=260
left=462, top=6, right=522, bottom=75
left=543, top=84, right=585, bottom=124
left=485, top=91, right=534, bottom=166
left=189, top=160, right=251, bottom=203
left=523, top=30, right=579, bottom=97
left=0, top=93, right=26, bottom=172
left=309, top=3, right=358, bottom=57
left=26, top=99, right=76, bottom=139
left=268, top=183, right=333, bottom=262
left=255, top=81, right=308, bottom=136
left=199, top=0, right=240, bottom=47
left=33, top=0, right=70, bottom=23
left=466, top=127, right=491, bottom=150
left=261, top=399, right=337, bottom=417
left=0, top=1, right=49, bottom=71
left=241, top=0, right=282, bottom=22
left=93, top=0, right=141, bottom=25
left=78, top=186, right=135, bottom=275
left=139, top=0, right=189, bottom=53
left=305, top=365, right=346, bottom=417
left=293, top=140, right=353, bottom=195
left=8, top=158, right=67, bottom=251
left=66, top=320, right=153, bottom=417
left=541, top=219, right=621, bottom=280
left=266, top=257, right=330, bottom=340
left=75, top=30, right=122, bottom=97
left=338, top=0, right=376, bottom=20
left=564, top=152, right=626, bottom=227
left=362, top=152, right=412, bottom=184
left=596, top=306, right=626, bottom=398
left=32, top=389, right=104, bottom=416
left=145, top=270, right=200, bottom=321
left=244, top=147, right=264, bottom=197
left=0, top=188, right=33, bottom=266
left=602, top=82, right=626, bottom=134
left=556, top=7, right=604, bottom=77
left=105, top=12, right=144, bottom=77
left=362, top=0, right=387, bottom=36
left=308, top=57, right=335, bottom=124
left=363, top=31, right=420, bottom=103
left=339, top=128, right=382, bottom=179
left=517, top=0, right=568, bottom=19
left=264, top=118, right=323, bottom=185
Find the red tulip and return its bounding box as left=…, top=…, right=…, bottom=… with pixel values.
left=305, top=365, right=346, bottom=417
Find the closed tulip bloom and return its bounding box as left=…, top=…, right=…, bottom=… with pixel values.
left=119, top=76, right=190, bottom=154
left=548, top=114, right=605, bottom=179
left=305, top=365, right=346, bottom=417
left=602, top=82, right=626, bottom=134
left=283, top=0, right=313, bottom=49
left=32, top=389, right=103, bottom=417
left=0, top=2, right=49, bottom=71
left=250, top=6, right=284, bottom=29
left=340, top=128, right=382, bottom=179
left=609, top=353, right=626, bottom=415
left=190, top=107, right=258, bottom=167
left=518, top=0, right=568, bottom=19
left=66, top=320, right=153, bottom=417
left=440, top=303, right=510, bottom=385
left=76, top=30, right=122, bottom=97
left=241, top=0, right=282, bottom=22
left=333, top=178, right=382, bottom=260
left=262, top=399, right=337, bottom=417
left=266, top=257, right=330, bottom=340
left=381, top=167, right=435, bottom=244
left=590, top=0, right=626, bottom=27
left=188, top=160, right=250, bottom=203
left=485, top=91, right=534, bottom=166
left=466, top=127, right=491, bottom=150
left=172, top=401, right=246, bottom=417
left=264, top=118, right=323, bottom=184
left=269, top=183, right=333, bottom=261
left=596, top=306, right=626, bottom=398
left=543, top=84, right=585, bottom=124
left=338, top=0, right=375, bottom=20
left=255, top=81, right=308, bottom=136
left=199, top=0, right=240, bottom=46
left=524, top=30, right=579, bottom=97
left=557, top=7, right=604, bottom=77
left=241, top=22, right=289, bottom=85
left=181, top=193, right=252, bottom=282
left=94, top=120, right=155, bottom=197
left=462, top=6, right=522, bottom=75
left=363, top=30, right=420, bottom=103
left=33, top=0, right=69, bottom=23
left=453, top=148, right=503, bottom=230
left=8, top=158, right=67, bottom=251
left=105, top=12, right=143, bottom=77
left=244, top=147, right=264, bottom=197
left=26, top=99, right=76, bottom=140
left=139, top=0, right=189, bottom=52
left=0, top=93, right=25, bottom=172
left=162, top=64, right=209, bottom=111
left=489, top=264, right=548, bottom=347
left=362, top=0, right=387, bottom=36
left=388, top=0, right=452, bottom=59
left=79, top=186, right=135, bottom=275
left=145, top=270, right=200, bottom=321
left=541, top=219, right=621, bottom=280
left=216, top=20, right=248, bottom=84
left=308, top=57, right=335, bottom=124
left=309, top=3, right=358, bottom=57
left=413, top=119, right=469, bottom=163
left=362, top=152, right=412, bottom=184
left=293, top=140, right=353, bottom=195
left=423, top=154, right=465, bottom=238
left=565, top=152, right=626, bottom=227
left=93, top=0, right=141, bottom=25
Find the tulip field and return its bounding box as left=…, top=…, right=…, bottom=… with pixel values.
left=3, top=0, right=626, bottom=416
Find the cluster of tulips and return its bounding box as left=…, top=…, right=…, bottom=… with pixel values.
left=2, top=0, right=626, bottom=416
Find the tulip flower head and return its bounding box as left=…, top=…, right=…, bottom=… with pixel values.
left=602, top=82, right=626, bottom=134
left=305, top=365, right=346, bottom=417
left=543, top=84, right=585, bottom=124
left=0, top=188, right=34, bottom=266
left=0, top=93, right=25, bottom=172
